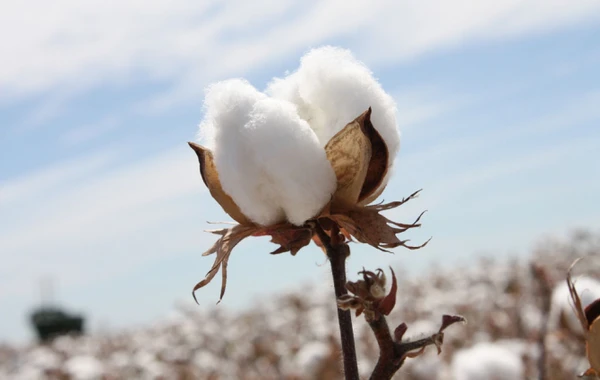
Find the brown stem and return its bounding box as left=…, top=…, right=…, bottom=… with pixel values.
left=531, top=264, right=552, bottom=380
left=368, top=316, right=402, bottom=380
left=316, top=224, right=359, bottom=380
left=368, top=313, right=453, bottom=380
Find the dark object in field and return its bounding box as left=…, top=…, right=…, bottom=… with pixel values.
left=30, top=307, right=84, bottom=342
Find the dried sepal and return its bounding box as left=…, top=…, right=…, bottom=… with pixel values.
left=325, top=109, right=373, bottom=206
left=253, top=224, right=313, bottom=255
left=326, top=190, right=429, bottom=252
left=188, top=142, right=251, bottom=225
left=193, top=223, right=315, bottom=304
left=567, top=258, right=600, bottom=377
left=378, top=267, right=398, bottom=316
left=357, top=107, right=389, bottom=205
left=192, top=225, right=257, bottom=304
left=568, top=258, right=590, bottom=332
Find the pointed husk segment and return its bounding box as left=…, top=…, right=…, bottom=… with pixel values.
left=325, top=108, right=390, bottom=208
left=325, top=190, right=430, bottom=252
left=192, top=223, right=315, bottom=304
left=567, top=259, right=600, bottom=376
left=188, top=142, right=251, bottom=225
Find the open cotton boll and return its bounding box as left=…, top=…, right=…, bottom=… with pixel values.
left=200, top=79, right=267, bottom=151
left=200, top=79, right=282, bottom=225
left=451, top=343, right=524, bottom=380
left=199, top=79, right=336, bottom=226
left=267, top=46, right=400, bottom=158
left=241, top=98, right=336, bottom=225
left=548, top=276, right=600, bottom=333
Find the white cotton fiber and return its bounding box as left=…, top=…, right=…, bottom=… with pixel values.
left=451, top=342, right=524, bottom=380
left=267, top=46, right=400, bottom=171
left=199, top=79, right=336, bottom=226
left=548, top=276, right=600, bottom=333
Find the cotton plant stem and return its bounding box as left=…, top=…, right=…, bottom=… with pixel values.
left=368, top=315, right=402, bottom=380
left=316, top=224, right=359, bottom=380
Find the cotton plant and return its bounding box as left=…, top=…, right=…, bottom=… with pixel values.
left=566, top=259, right=600, bottom=378
left=188, top=46, right=462, bottom=380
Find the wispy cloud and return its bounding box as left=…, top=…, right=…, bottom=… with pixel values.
left=0, top=145, right=205, bottom=297
left=3, top=0, right=599, bottom=106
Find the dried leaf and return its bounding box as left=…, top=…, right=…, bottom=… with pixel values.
left=378, top=267, right=397, bottom=315
left=188, top=142, right=251, bottom=225
left=325, top=109, right=372, bottom=206
left=192, top=225, right=256, bottom=304
left=327, top=197, right=428, bottom=252
left=439, top=314, right=467, bottom=333
left=566, top=259, right=600, bottom=375
left=567, top=258, right=590, bottom=332
left=357, top=108, right=390, bottom=205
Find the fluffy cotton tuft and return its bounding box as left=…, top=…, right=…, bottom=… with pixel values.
left=451, top=343, right=524, bottom=380
left=548, top=276, right=600, bottom=333
left=199, top=79, right=336, bottom=226
left=267, top=46, right=400, bottom=172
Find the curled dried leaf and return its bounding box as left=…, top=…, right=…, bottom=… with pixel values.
left=567, top=258, right=600, bottom=376
left=567, top=258, right=591, bottom=333
left=188, top=142, right=251, bottom=225
left=326, top=191, right=428, bottom=252
left=378, top=267, right=397, bottom=316
left=192, top=225, right=257, bottom=304
left=194, top=222, right=316, bottom=303
left=439, top=314, right=467, bottom=333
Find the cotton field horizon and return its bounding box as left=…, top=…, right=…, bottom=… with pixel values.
left=1, top=0, right=600, bottom=348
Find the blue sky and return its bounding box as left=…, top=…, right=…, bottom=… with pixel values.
left=1, top=0, right=600, bottom=343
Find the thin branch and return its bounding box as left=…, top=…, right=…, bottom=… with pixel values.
left=531, top=263, right=553, bottom=380
left=368, top=313, right=465, bottom=380
left=368, top=316, right=402, bottom=379
left=317, top=223, right=360, bottom=380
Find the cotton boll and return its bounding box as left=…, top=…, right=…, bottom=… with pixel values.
left=548, top=276, right=600, bottom=333
left=267, top=46, right=400, bottom=158
left=242, top=98, right=336, bottom=225
left=64, top=355, right=105, bottom=380
left=200, top=79, right=283, bottom=225
left=199, top=80, right=336, bottom=226
left=200, top=79, right=266, bottom=150
left=451, top=343, right=524, bottom=380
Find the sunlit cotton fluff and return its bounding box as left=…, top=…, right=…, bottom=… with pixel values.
left=267, top=46, right=400, bottom=191
left=199, top=79, right=336, bottom=226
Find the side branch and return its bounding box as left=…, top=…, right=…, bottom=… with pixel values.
left=368, top=314, right=465, bottom=380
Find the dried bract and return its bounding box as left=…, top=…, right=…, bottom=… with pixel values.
left=567, top=258, right=600, bottom=377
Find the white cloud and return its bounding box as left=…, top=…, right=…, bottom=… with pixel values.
left=0, top=145, right=209, bottom=297
left=0, top=150, right=118, bottom=205
left=2, top=0, right=599, bottom=105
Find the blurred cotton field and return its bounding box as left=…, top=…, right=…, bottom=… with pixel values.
left=1, top=231, right=598, bottom=380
